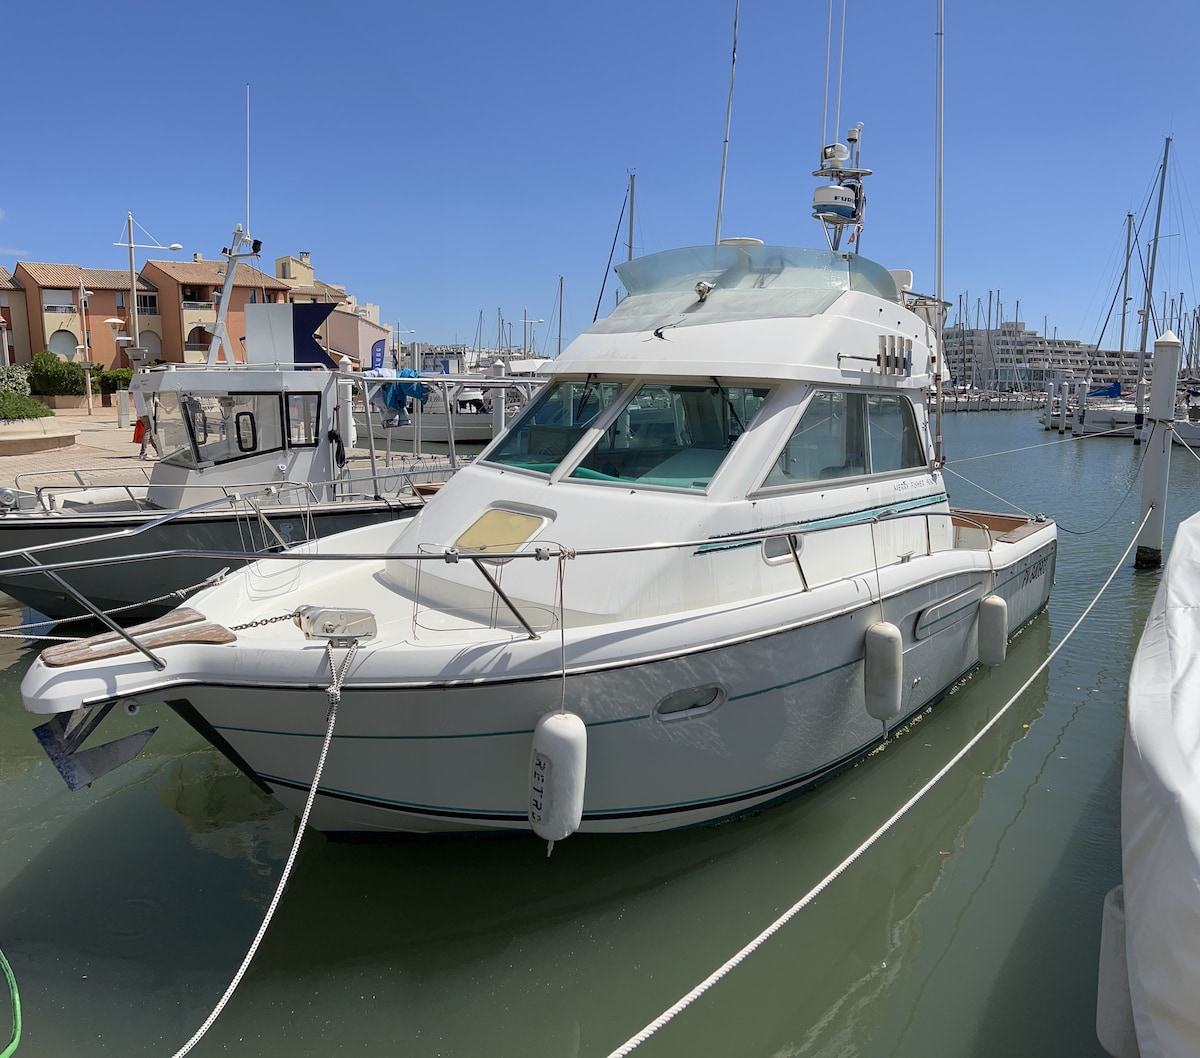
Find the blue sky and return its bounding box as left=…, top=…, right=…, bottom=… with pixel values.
left=3, top=0, right=1199, bottom=354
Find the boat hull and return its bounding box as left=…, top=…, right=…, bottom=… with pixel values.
left=0, top=501, right=417, bottom=621
left=372, top=413, right=496, bottom=445
left=85, top=530, right=1056, bottom=836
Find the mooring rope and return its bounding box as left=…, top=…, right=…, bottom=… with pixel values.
left=168, top=638, right=357, bottom=1058
left=944, top=426, right=1151, bottom=537
left=0, top=945, right=20, bottom=1058
left=0, top=572, right=227, bottom=644
left=603, top=508, right=1153, bottom=1058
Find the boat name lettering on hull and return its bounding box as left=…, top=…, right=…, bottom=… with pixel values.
left=1019, top=554, right=1051, bottom=587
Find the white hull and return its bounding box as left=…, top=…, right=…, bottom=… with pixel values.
left=370, top=410, right=496, bottom=445
left=27, top=515, right=1055, bottom=835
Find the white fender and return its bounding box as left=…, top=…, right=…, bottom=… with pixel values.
left=337, top=376, right=357, bottom=449
left=978, top=594, right=1008, bottom=667
left=864, top=622, right=903, bottom=724
left=529, top=711, right=587, bottom=843
left=1096, top=886, right=1139, bottom=1058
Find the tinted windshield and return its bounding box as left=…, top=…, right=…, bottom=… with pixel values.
left=484, top=378, right=626, bottom=473
left=485, top=377, right=768, bottom=491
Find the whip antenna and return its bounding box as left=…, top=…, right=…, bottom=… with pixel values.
left=714, top=0, right=740, bottom=244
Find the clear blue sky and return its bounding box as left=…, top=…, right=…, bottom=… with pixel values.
left=3, top=0, right=1199, bottom=354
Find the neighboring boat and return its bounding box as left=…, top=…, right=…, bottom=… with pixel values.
left=20, top=133, right=1058, bottom=837
left=1097, top=511, right=1200, bottom=1058
left=363, top=348, right=546, bottom=447
left=0, top=230, right=449, bottom=623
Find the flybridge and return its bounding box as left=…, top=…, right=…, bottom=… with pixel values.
left=613, top=243, right=900, bottom=302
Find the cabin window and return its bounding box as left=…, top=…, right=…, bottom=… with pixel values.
left=286, top=393, right=321, bottom=447
left=568, top=382, right=767, bottom=489
left=155, top=391, right=287, bottom=468
left=483, top=377, right=625, bottom=474
left=866, top=393, right=926, bottom=472
left=761, top=389, right=924, bottom=487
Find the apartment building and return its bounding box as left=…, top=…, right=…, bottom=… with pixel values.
left=0, top=248, right=386, bottom=369
left=942, top=320, right=1149, bottom=391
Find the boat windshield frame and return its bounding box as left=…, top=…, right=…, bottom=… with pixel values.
left=614, top=244, right=900, bottom=302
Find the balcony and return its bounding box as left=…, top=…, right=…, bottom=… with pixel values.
left=182, top=301, right=215, bottom=311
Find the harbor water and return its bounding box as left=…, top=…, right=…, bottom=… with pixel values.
left=0, top=411, right=1193, bottom=1057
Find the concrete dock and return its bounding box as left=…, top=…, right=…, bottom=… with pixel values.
left=0, top=407, right=148, bottom=490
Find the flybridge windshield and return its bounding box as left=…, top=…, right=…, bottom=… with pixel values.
left=614, top=244, right=900, bottom=302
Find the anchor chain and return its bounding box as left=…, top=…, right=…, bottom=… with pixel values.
left=230, top=610, right=302, bottom=632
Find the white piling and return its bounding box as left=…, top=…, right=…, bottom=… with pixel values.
left=1135, top=331, right=1181, bottom=569
left=1134, top=377, right=1148, bottom=446
left=1057, top=381, right=1071, bottom=434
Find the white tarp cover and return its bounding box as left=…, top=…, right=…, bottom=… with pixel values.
left=1122, top=510, right=1200, bottom=1057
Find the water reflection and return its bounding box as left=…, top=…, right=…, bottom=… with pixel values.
left=1, top=413, right=1193, bottom=1057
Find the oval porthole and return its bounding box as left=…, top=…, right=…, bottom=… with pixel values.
left=655, top=684, right=726, bottom=722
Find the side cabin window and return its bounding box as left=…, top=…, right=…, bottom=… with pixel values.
left=155, top=391, right=288, bottom=468
left=761, top=390, right=925, bottom=487
left=286, top=393, right=322, bottom=447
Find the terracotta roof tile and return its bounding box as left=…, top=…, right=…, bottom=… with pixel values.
left=18, top=263, right=155, bottom=292
left=0, top=268, right=20, bottom=290
left=149, top=258, right=290, bottom=290
left=286, top=280, right=348, bottom=300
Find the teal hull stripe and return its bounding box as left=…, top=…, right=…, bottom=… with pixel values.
left=728, top=656, right=860, bottom=701
left=698, top=493, right=949, bottom=553
left=214, top=711, right=649, bottom=741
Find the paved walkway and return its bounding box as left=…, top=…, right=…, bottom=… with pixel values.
left=0, top=407, right=149, bottom=491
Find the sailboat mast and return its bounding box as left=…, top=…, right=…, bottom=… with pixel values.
left=1120, top=211, right=1133, bottom=358
left=1136, top=136, right=1171, bottom=443
left=557, top=275, right=563, bottom=357
left=933, top=0, right=945, bottom=465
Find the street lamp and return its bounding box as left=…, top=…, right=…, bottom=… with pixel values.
left=76, top=282, right=95, bottom=415
left=114, top=212, right=181, bottom=360
left=520, top=308, right=544, bottom=356
left=393, top=326, right=414, bottom=369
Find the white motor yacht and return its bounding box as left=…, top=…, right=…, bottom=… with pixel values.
left=21, top=138, right=1057, bottom=835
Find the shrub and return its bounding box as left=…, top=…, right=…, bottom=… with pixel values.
left=0, top=391, right=54, bottom=420
left=0, top=364, right=32, bottom=397
left=99, top=368, right=133, bottom=394
left=29, top=351, right=87, bottom=397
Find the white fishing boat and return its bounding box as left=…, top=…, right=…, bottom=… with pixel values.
left=363, top=354, right=546, bottom=448
left=1097, top=511, right=1200, bottom=1058
left=21, top=132, right=1057, bottom=836
left=0, top=229, right=449, bottom=623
